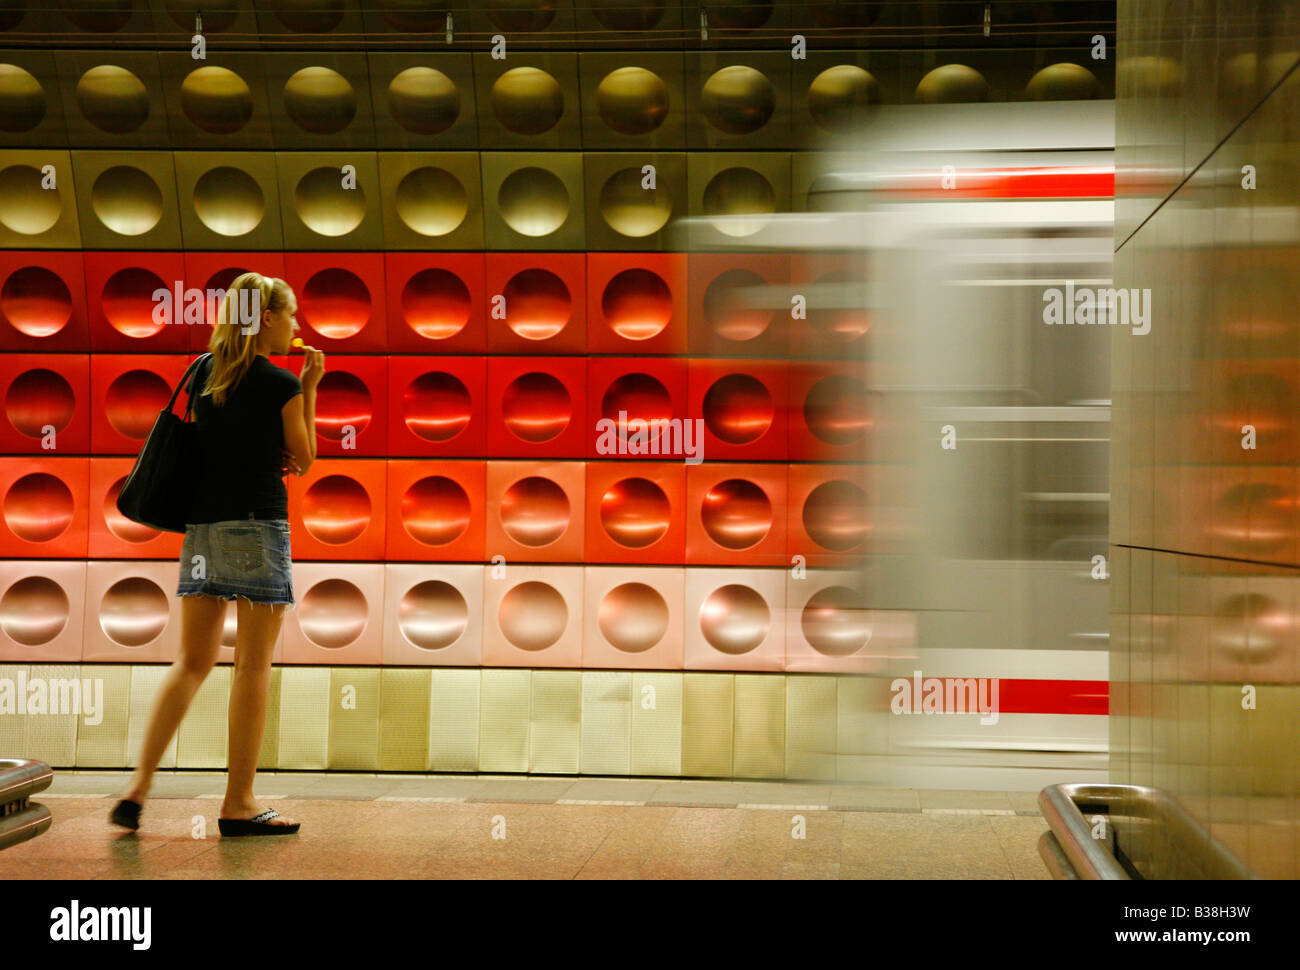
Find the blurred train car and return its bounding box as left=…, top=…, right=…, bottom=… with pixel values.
left=675, top=98, right=1115, bottom=789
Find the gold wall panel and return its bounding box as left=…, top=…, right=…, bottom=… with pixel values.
left=685, top=51, right=793, bottom=150
left=0, top=149, right=82, bottom=248
left=478, top=668, right=530, bottom=773
left=836, top=674, right=889, bottom=783
left=795, top=52, right=895, bottom=143
left=0, top=52, right=69, bottom=148
left=174, top=150, right=284, bottom=249
left=22, top=664, right=79, bottom=767
left=428, top=667, right=480, bottom=771
left=580, top=670, right=632, bottom=775
left=264, top=51, right=376, bottom=149
left=276, top=666, right=330, bottom=770
left=127, top=665, right=176, bottom=769
left=75, top=664, right=132, bottom=768
left=275, top=150, right=383, bottom=250
left=379, top=668, right=431, bottom=771
left=578, top=52, right=686, bottom=149
left=786, top=674, right=838, bottom=780
left=176, top=664, right=230, bottom=769
left=378, top=150, right=484, bottom=250
left=582, top=151, right=686, bottom=252
left=481, top=151, right=586, bottom=251
left=473, top=52, right=581, bottom=149
left=55, top=51, right=171, bottom=148
left=367, top=52, right=479, bottom=149
left=681, top=672, right=733, bottom=777
left=328, top=666, right=379, bottom=770
left=630, top=671, right=682, bottom=776
left=685, top=151, right=791, bottom=250
left=258, top=667, right=281, bottom=771
left=530, top=670, right=581, bottom=774
left=71, top=149, right=182, bottom=249
left=158, top=52, right=274, bottom=149
left=733, top=673, right=784, bottom=778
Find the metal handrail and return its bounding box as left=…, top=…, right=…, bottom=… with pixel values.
left=0, top=759, right=53, bottom=852
left=1039, top=782, right=1254, bottom=880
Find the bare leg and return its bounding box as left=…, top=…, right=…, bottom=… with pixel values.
left=221, top=597, right=295, bottom=825
left=122, top=594, right=226, bottom=804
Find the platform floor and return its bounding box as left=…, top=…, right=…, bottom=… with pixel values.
left=5, top=773, right=1050, bottom=879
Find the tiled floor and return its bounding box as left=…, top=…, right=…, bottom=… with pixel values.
left=3, top=772, right=1051, bottom=879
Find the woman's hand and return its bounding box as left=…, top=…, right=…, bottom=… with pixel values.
left=300, top=345, right=325, bottom=391
left=280, top=447, right=302, bottom=476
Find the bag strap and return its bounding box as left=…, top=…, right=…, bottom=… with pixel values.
left=167, top=353, right=211, bottom=423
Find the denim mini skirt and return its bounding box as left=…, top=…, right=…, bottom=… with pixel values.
left=177, top=518, right=295, bottom=608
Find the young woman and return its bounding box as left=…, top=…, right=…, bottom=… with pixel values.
left=110, top=272, right=325, bottom=837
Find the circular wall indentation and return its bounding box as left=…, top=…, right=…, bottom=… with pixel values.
left=0, top=266, right=72, bottom=338
left=703, top=167, right=774, bottom=237
left=104, top=476, right=156, bottom=543
left=500, top=476, right=569, bottom=547
left=491, top=66, right=563, bottom=134
left=599, top=167, right=672, bottom=237
left=401, top=269, right=471, bottom=340
left=915, top=64, right=989, bottom=104
left=703, top=268, right=771, bottom=342
left=702, top=373, right=772, bottom=444
left=502, top=268, right=571, bottom=340
left=1209, top=593, right=1289, bottom=665
left=388, top=66, right=460, bottom=135
left=592, top=0, right=664, bottom=29
left=803, top=480, right=868, bottom=551
left=1212, top=483, right=1294, bottom=555
left=403, top=371, right=471, bottom=442
left=701, top=478, right=771, bottom=550
left=275, top=0, right=345, bottom=33
left=300, top=268, right=370, bottom=338
left=401, top=476, right=470, bottom=546
left=166, top=0, right=237, bottom=32
left=99, top=576, right=168, bottom=647
left=485, top=0, right=557, bottom=32
left=701, top=65, right=775, bottom=134
left=378, top=0, right=449, bottom=31
left=294, top=167, right=366, bottom=237
left=76, top=65, right=149, bottom=133
left=1121, top=55, right=1183, bottom=99
left=395, top=167, right=467, bottom=237
left=0, top=165, right=63, bottom=235
left=398, top=579, right=467, bottom=651
left=709, top=0, right=771, bottom=28
left=807, top=270, right=870, bottom=340
left=106, top=369, right=171, bottom=438
left=600, top=477, right=670, bottom=548
left=302, top=475, right=371, bottom=545
left=4, top=472, right=72, bottom=542
left=315, top=371, right=372, bottom=440
left=0, top=575, right=69, bottom=646
left=498, top=580, right=567, bottom=650
left=180, top=66, right=253, bottom=134
left=602, top=268, right=671, bottom=341
left=0, top=64, right=45, bottom=133
left=502, top=372, right=571, bottom=443
left=805, top=375, right=869, bottom=445
left=1026, top=63, right=1100, bottom=101
left=0, top=1, right=24, bottom=31
left=91, top=166, right=163, bottom=237
left=599, top=582, right=668, bottom=652
left=810, top=0, right=883, bottom=26
left=68, top=0, right=133, bottom=31
left=300, top=578, right=367, bottom=649
left=601, top=372, right=672, bottom=443
left=802, top=585, right=870, bottom=656
left=808, top=64, right=881, bottom=131
left=498, top=167, right=568, bottom=237
left=193, top=165, right=264, bottom=237
left=1216, top=373, right=1294, bottom=439
left=596, top=66, right=669, bottom=134
left=5, top=368, right=74, bottom=437
left=699, top=584, right=769, bottom=654
left=102, top=267, right=167, bottom=339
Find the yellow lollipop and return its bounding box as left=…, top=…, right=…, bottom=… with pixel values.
left=291, top=337, right=304, bottom=349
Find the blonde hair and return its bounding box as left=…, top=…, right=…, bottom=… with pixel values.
left=202, top=272, right=294, bottom=406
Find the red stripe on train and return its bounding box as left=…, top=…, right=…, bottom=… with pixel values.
left=884, top=166, right=1115, bottom=199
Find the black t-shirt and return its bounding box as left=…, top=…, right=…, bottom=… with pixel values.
left=186, top=354, right=303, bottom=523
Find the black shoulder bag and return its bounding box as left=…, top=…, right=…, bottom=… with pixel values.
left=115, top=353, right=212, bottom=534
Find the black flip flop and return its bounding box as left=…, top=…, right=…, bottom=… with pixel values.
left=218, top=809, right=300, bottom=837
left=109, top=799, right=142, bottom=831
